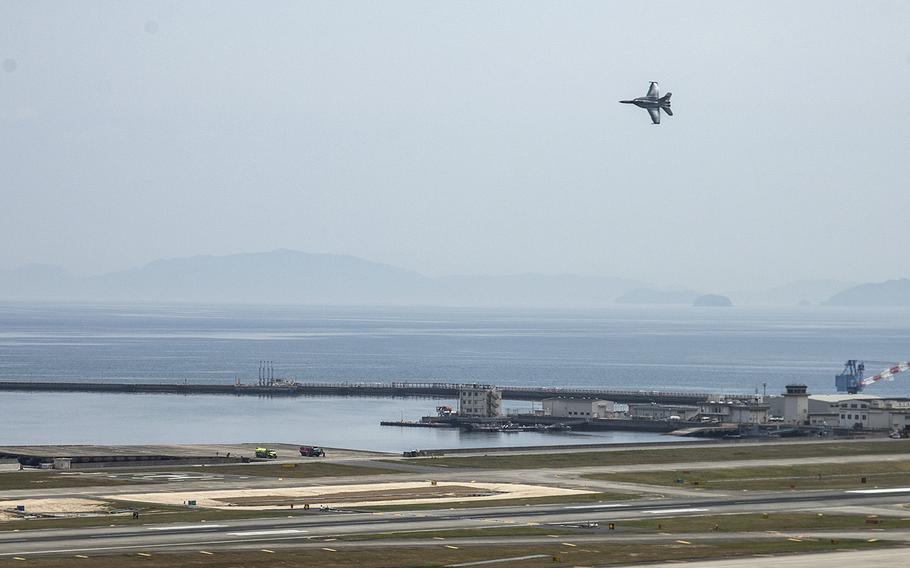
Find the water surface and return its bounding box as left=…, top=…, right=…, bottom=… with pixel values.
left=3, top=302, right=909, bottom=449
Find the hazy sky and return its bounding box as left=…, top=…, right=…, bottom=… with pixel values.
left=2, top=1, right=909, bottom=290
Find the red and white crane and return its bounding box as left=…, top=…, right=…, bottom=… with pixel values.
left=835, top=360, right=910, bottom=393
left=861, top=361, right=910, bottom=388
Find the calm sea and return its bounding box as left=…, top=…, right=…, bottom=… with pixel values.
left=1, top=302, right=908, bottom=450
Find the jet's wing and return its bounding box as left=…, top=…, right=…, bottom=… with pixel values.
left=646, top=82, right=659, bottom=97
left=647, top=107, right=661, bottom=124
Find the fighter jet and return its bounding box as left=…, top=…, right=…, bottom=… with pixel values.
left=620, top=82, right=673, bottom=124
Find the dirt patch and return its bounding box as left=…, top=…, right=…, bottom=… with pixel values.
left=220, top=485, right=501, bottom=507
left=111, top=481, right=594, bottom=510
left=0, top=498, right=110, bottom=521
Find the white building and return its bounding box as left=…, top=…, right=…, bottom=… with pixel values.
left=807, top=394, right=877, bottom=428
left=808, top=394, right=910, bottom=430
left=628, top=403, right=698, bottom=421
left=458, top=384, right=502, bottom=417
left=697, top=400, right=770, bottom=424
left=865, top=398, right=910, bottom=430
left=542, top=398, right=617, bottom=419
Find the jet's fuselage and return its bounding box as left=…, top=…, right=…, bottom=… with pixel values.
left=620, top=97, right=661, bottom=109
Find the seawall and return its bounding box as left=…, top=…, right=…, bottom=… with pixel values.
left=0, top=381, right=710, bottom=405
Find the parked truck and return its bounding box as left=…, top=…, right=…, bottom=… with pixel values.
left=255, top=447, right=278, bottom=459
left=299, top=445, right=325, bottom=457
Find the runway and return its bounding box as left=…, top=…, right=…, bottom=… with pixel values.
left=2, top=488, right=909, bottom=557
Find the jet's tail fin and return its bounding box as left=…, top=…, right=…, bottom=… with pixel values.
left=660, top=92, right=672, bottom=116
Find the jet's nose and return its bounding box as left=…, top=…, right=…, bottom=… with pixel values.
left=619, top=100, right=633, bottom=104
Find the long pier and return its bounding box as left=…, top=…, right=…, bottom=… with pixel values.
left=0, top=381, right=711, bottom=405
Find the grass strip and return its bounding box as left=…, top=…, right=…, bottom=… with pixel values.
left=3, top=539, right=898, bottom=567
left=604, top=513, right=910, bottom=533
left=585, top=460, right=910, bottom=490
left=162, top=463, right=396, bottom=478
left=393, top=439, right=910, bottom=469
left=0, top=505, right=315, bottom=532
left=0, top=472, right=136, bottom=491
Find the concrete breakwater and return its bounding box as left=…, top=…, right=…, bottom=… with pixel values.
left=0, top=380, right=709, bottom=405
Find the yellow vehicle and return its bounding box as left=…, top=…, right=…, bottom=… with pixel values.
left=255, top=447, right=277, bottom=459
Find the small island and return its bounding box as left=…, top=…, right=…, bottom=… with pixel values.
left=693, top=294, right=733, bottom=307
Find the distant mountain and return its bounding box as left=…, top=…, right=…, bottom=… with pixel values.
left=84, top=250, right=434, bottom=304
left=0, top=251, right=645, bottom=307
left=824, top=279, right=910, bottom=306
left=693, top=294, right=733, bottom=307
left=731, top=279, right=856, bottom=306
left=615, top=288, right=699, bottom=305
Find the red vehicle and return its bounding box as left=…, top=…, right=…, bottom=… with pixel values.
left=299, top=445, right=325, bottom=457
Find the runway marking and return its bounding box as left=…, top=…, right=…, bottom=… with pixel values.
left=137, top=553, right=151, bottom=557
left=847, top=487, right=910, bottom=494
left=446, top=555, right=550, bottom=567
left=75, top=555, right=88, bottom=559
left=261, top=549, right=275, bottom=553
left=226, top=529, right=307, bottom=537
left=561, top=542, right=576, bottom=547
left=675, top=540, right=692, bottom=545
left=0, top=533, right=320, bottom=557
left=322, top=547, right=336, bottom=552
left=445, top=545, right=459, bottom=549
left=563, top=504, right=627, bottom=510
left=200, top=550, right=213, bottom=554
left=146, top=525, right=227, bottom=531
left=643, top=508, right=709, bottom=514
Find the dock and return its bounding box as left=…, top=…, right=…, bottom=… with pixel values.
left=379, top=420, right=453, bottom=428
left=0, top=380, right=710, bottom=405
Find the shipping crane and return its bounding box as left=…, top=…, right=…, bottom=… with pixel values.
left=835, top=360, right=910, bottom=394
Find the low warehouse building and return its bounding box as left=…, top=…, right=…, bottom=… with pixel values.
left=808, top=394, right=910, bottom=430
left=628, top=402, right=698, bottom=421
left=697, top=400, right=769, bottom=424
left=542, top=398, right=618, bottom=419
